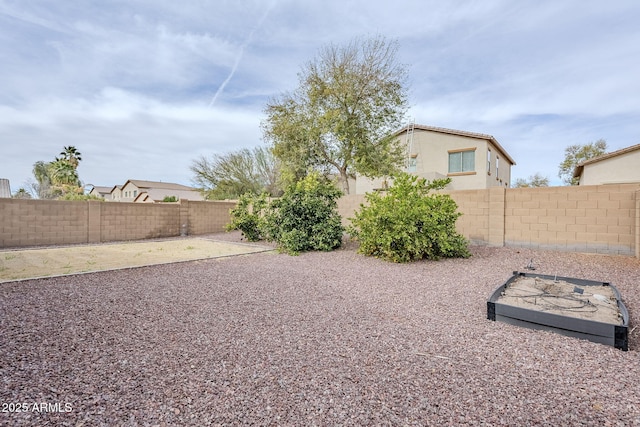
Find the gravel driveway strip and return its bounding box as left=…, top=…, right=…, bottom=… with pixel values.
left=1, top=232, right=639, bottom=426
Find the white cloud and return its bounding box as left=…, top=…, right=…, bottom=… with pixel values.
left=1, top=0, right=639, bottom=192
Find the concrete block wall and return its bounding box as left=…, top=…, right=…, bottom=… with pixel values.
left=337, top=183, right=639, bottom=258
left=504, top=184, right=638, bottom=255
left=336, top=194, right=367, bottom=227
left=0, top=199, right=236, bottom=248
left=636, top=190, right=640, bottom=259
left=446, top=189, right=490, bottom=245
left=185, top=200, right=236, bottom=235
left=1, top=185, right=638, bottom=257
left=0, top=199, right=89, bottom=247
left=99, top=202, right=180, bottom=242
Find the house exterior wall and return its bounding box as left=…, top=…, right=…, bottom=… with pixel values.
left=579, top=150, right=640, bottom=185
left=120, top=182, right=140, bottom=202
left=110, top=187, right=122, bottom=201
left=354, top=129, right=513, bottom=194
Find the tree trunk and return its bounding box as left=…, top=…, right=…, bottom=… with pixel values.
left=340, top=169, right=350, bottom=194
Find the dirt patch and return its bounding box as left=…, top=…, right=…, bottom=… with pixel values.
left=0, top=237, right=272, bottom=282
left=498, top=276, right=623, bottom=325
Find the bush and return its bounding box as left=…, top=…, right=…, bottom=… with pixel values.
left=263, top=173, right=344, bottom=255
left=225, top=192, right=268, bottom=242
left=348, top=172, right=470, bottom=262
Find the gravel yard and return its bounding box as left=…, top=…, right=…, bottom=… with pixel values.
left=1, top=232, right=639, bottom=426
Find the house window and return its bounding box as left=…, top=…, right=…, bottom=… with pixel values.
left=448, top=149, right=475, bottom=173
left=487, top=149, right=491, bottom=174
left=496, top=156, right=499, bottom=180
left=408, top=154, right=418, bottom=172
left=133, top=190, right=137, bottom=197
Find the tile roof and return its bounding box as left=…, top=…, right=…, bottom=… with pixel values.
left=573, top=143, right=640, bottom=178
left=394, top=124, right=516, bottom=165
left=577, top=143, right=640, bottom=167
left=123, top=179, right=197, bottom=191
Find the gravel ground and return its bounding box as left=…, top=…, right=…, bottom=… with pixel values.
left=1, top=232, right=639, bottom=426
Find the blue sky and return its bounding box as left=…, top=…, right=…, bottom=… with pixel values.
left=1, top=0, right=639, bottom=192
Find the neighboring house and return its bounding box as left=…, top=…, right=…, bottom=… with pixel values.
left=88, top=186, right=112, bottom=199
left=355, top=124, right=516, bottom=194
left=573, top=143, right=640, bottom=185
left=119, top=180, right=204, bottom=203
left=108, top=185, right=123, bottom=201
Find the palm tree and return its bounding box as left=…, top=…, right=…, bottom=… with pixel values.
left=49, top=159, right=80, bottom=186
left=58, top=146, right=82, bottom=168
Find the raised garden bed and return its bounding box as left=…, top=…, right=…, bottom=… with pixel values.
left=487, top=271, right=629, bottom=351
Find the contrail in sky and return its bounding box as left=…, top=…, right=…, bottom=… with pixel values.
left=209, top=3, right=274, bottom=108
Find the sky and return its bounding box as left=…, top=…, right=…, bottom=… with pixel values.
left=1, top=0, right=639, bottom=193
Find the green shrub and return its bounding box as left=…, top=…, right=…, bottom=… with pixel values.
left=263, top=173, right=344, bottom=255
left=348, top=172, right=470, bottom=262
left=162, top=196, right=178, bottom=202
left=225, top=192, right=268, bottom=242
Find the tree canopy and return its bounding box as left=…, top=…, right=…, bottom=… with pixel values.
left=513, top=173, right=550, bottom=188
left=190, top=146, right=282, bottom=199
left=262, top=36, right=409, bottom=194
left=31, top=146, right=83, bottom=199
left=558, top=139, right=607, bottom=185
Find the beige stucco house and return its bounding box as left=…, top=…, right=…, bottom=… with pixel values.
left=104, top=180, right=204, bottom=202
left=88, top=186, right=112, bottom=199
left=355, top=124, right=516, bottom=194
left=573, top=143, right=640, bottom=185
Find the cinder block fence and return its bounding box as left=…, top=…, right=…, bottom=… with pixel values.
left=0, top=199, right=235, bottom=248
left=336, top=184, right=640, bottom=258
left=1, top=184, right=639, bottom=259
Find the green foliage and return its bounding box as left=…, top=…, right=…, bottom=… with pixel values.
left=58, top=193, right=104, bottom=201
left=31, top=146, right=84, bottom=199
left=348, top=173, right=470, bottom=263
left=191, top=146, right=283, bottom=200
left=225, top=192, right=268, bottom=242
left=263, top=173, right=344, bottom=255
left=263, top=36, right=409, bottom=194
left=558, top=139, right=607, bottom=185
left=162, top=196, right=178, bottom=202
left=12, top=188, right=32, bottom=199
left=513, top=173, right=550, bottom=188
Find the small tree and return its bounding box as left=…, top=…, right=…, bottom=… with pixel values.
left=348, top=173, right=470, bottom=263
left=513, top=173, right=550, bottom=188
left=12, top=188, right=32, bottom=199
left=191, top=146, right=282, bottom=200
left=558, top=139, right=607, bottom=185
left=263, top=173, right=344, bottom=255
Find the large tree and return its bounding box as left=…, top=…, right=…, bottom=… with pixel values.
left=263, top=36, right=409, bottom=194
left=31, top=146, right=83, bottom=199
left=32, top=160, right=54, bottom=199
left=191, top=146, right=282, bottom=199
left=558, top=139, right=607, bottom=185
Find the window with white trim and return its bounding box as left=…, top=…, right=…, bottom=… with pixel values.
left=448, top=149, right=475, bottom=173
